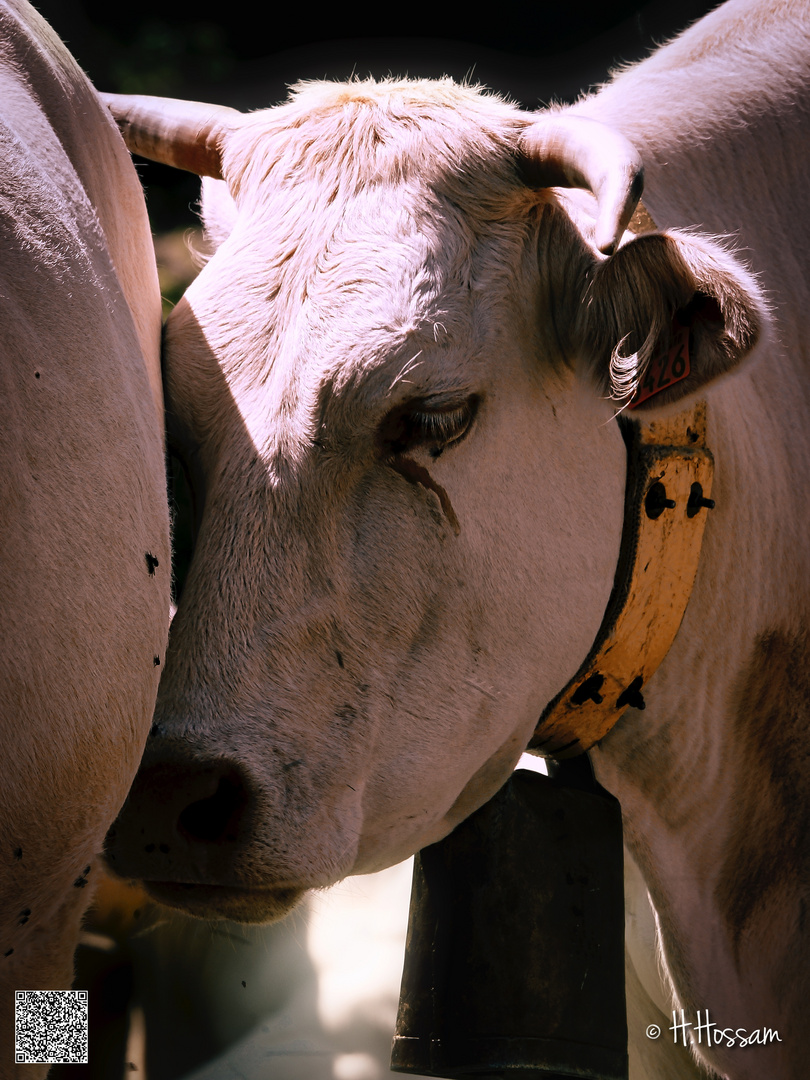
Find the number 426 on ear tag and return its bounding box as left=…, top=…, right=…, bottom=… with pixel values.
left=629, top=322, right=690, bottom=408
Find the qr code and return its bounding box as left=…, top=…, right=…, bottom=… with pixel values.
left=15, top=990, right=88, bottom=1064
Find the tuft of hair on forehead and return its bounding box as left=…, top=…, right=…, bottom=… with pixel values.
left=283, top=75, right=512, bottom=113
left=223, top=76, right=535, bottom=214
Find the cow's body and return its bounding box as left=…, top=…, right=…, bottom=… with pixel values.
left=103, top=1, right=808, bottom=1077
left=575, top=6, right=810, bottom=1076
left=0, top=0, right=169, bottom=1071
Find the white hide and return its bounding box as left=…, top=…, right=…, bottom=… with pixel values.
left=0, top=0, right=169, bottom=1074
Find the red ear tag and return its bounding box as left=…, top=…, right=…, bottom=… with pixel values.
left=628, top=322, right=691, bottom=409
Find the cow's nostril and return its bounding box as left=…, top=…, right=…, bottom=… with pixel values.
left=178, top=772, right=247, bottom=844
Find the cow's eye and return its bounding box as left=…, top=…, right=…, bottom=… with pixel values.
left=380, top=395, right=479, bottom=458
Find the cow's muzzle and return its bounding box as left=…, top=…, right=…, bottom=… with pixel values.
left=103, top=748, right=298, bottom=922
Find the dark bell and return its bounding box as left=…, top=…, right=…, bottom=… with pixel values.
left=391, top=761, right=627, bottom=1079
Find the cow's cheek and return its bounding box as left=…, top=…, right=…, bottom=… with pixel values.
left=339, top=383, right=625, bottom=870
left=350, top=730, right=529, bottom=874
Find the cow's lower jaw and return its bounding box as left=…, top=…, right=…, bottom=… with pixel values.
left=142, top=880, right=306, bottom=923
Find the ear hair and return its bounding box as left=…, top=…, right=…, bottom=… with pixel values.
left=576, top=231, right=765, bottom=409
left=534, top=199, right=597, bottom=367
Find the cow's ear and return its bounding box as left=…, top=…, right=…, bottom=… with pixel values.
left=199, top=176, right=239, bottom=252
left=577, top=231, right=766, bottom=410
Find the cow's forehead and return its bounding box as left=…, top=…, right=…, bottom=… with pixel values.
left=222, top=76, right=540, bottom=308
left=298, top=196, right=533, bottom=398
left=217, top=196, right=538, bottom=449
left=225, top=77, right=532, bottom=202
left=187, top=80, right=546, bottom=445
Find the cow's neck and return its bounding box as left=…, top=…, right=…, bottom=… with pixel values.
left=530, top=320, right=714, bottom=760
left=565, top=18, right=810, bottom=1072
left=591, top=384, right=810, bottom=1079
left=591, top=285, right=810, bottom=1076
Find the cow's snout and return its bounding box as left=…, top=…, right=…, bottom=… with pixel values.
left=104, top=749, right=253, bottom=884
left=103, top=735, right=360, bottom=923
left=104, top=749, right=302, bottom=922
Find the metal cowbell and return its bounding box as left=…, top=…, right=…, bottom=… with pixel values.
left=391, top=761, right=627, bottom=1079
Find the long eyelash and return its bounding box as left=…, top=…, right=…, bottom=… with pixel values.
left=412, top=406, right=470, bottom=442
left=378, top=395, right=479, bottom=457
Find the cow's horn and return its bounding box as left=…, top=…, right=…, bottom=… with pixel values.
left=518, top=115, right=644, bottom=256
left=100, top=93, right=242, bottom=181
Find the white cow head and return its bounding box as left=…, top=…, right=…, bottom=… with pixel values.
left=103, top=80, right=763, bottom=923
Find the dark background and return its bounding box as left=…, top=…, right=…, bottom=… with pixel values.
left=31, top=0, right=721, bottom=231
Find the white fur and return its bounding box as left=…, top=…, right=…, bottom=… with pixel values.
left=0, top=1, right=169, bottom=1072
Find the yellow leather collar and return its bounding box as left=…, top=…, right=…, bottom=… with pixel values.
left=529, top=204, right=714, bottom=759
